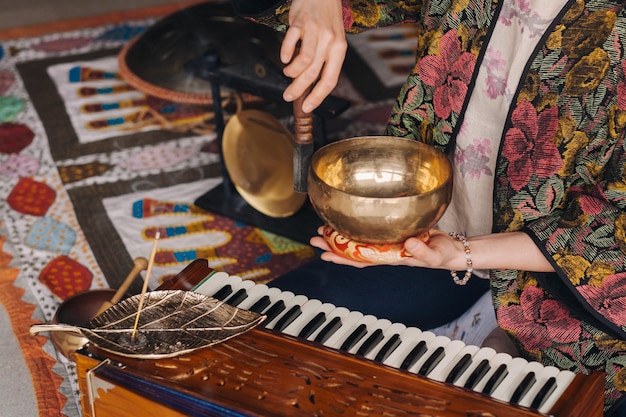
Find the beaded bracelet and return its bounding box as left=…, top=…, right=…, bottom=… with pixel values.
left=448, top=232, right=472, bottom=285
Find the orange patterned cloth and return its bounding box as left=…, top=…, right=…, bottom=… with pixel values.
left=0, top=234, right=68, bottom=417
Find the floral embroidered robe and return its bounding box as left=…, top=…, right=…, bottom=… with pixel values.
left=232, top=0, right=626, bottom=411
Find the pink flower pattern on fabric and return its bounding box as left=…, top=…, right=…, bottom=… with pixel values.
left=499, top=0, right=551, bottom=37
left=455, top=138, right=493, bottom=179
left=498, top=285, right=582, bottom=350
left=418, top=30, right=475, bottom=119
left=483, top=47, right=508, bottom=99
left=578, top=274, right=626, bottom=327
left=341, top=0, right=355, bottom=28
left=501, top=100, right=563, bottom=191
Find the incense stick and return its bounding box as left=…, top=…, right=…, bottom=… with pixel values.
left=131, top=230, right=160, bottom=342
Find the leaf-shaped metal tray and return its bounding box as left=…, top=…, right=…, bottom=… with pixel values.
left=30, top=290, right=265, bottom=359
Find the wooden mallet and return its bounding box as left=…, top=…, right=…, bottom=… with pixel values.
left=293, top=85, right=314, bottom=193
left=95, top=257, right=148, bottom=316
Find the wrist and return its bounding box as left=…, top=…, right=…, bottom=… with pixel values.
left=449, top=232, right=473, bottom=285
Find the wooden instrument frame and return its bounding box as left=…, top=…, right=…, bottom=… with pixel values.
left=76, top=328, right=604, bottom=417
left=74, top=260, right=606, bottom=417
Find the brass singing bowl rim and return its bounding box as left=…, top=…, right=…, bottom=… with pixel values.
left=310, top=136, right=452, bottom=197
left=308, top=136, right=453, bottom=244
left=222, top=109, right=307, bottom=218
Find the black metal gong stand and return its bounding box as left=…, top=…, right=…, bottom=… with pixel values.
left=185, top=50, right=349, bottom=244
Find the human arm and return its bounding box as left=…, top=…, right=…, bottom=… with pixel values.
left=311, top=228, right=555, bottom=273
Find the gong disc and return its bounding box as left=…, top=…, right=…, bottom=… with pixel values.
left=117, top=0, right=284, bottom=104
left=222, top=110, right=307, bottom=218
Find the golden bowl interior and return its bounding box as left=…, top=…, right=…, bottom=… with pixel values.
left=308, top=136, right=453, bottom=244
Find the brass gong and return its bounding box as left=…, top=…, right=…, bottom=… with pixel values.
left=222, top=110, right=307, bottom=217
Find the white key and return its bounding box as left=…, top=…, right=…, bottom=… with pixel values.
left=282, top=300, right=332, bottom=337
left=260, top=291, right=298, bottom=325
left=406, top=335, right=452, bottom=375
left=537, top=370, right=576, bottom=414
left=299, top=302, right=341, bottom=339
left=248, top=288, right=295, bottom=316
left=365, top=322, right=407, bottom=361
left=308, top=306, right=352, bottom=343
left=223, top=279, right=257, bottom=306
left=507, top=361, right=546, bottom=405
left=209, top=274, right=243, bottom=299
left=490, top=356, right=530, bottom=402
left=338, top=315, right=380, bottom=354
left=382, top=327, right=429, bottom=368
left=428, top=342, right=478, bottom=382
left=518, top=365, right=561, bottom=409
left=454, top=346, right=497, bottom=388
left=472, top=352, right=514, bottom=393
left=236, top=285, right=277, bottom=310
left=388, top=330, right=440, bottom=371
left=322, top=311, right=366, bottom=349
left=349, top=318, right=393, bottom=356
left=265, top=294, right=309, bottom=330
left=191, top=271, right=232, bottom=295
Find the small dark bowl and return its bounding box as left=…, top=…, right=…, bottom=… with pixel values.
left=51, top=289, right=122, bottom=360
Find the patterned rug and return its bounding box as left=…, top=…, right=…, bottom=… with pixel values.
left=0, top=8, right=411, bottom=417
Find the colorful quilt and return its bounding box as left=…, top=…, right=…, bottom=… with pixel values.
left=0, top=16, right=399, bottom=417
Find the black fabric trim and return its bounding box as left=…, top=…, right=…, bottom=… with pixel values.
left=522, top=229, right=626, bottom=341
left=500, top=0, right=578, bottom=125
left=497, top=0, right=626, bottom=343
left=230, top=0, right=289, bottom=18
left=447, top=0, right=504, bottom=154
left=492, top=0, right=577, bottom=191
left=606, top=394, right=626, bottom=417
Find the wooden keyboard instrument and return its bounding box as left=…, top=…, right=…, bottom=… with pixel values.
left=75, top=259, right=605, bottom=417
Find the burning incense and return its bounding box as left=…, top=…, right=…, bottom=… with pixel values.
left=131, top=230, right=160, bottom=343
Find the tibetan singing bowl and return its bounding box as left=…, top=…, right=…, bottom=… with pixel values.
left=308, top=136, right=453, bottom=246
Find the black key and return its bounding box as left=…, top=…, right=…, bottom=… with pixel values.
left=314, top=316, right=342, bottom=344
left=482, top=364, right=509, bottom=395
left=262, top=300, right=287, bottom=324
left=510, top=372, right=536, bottom=404
left=356, top=329, right=384, bottom=356
left=418, top=346, right=445, bottom=376
left=224, top=288, right=248, bottom=306
left=400, top=341, right=428, bottom=370
left=248, top=296, right=271, bottom=314
left=340, top=324, right=368, bottom=351
left=272, top=305, right=303, bottom=332
left=464, top=359, right=491, bottom=389
left=445, top=353, right=473, bottom=384
left=374, top=334, right=401, bottom=363
left=298, top=312, right=327, bottom=339
left=530, top=376, right=557, bottom=410
left=212, top=284, right=233, bottom=301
